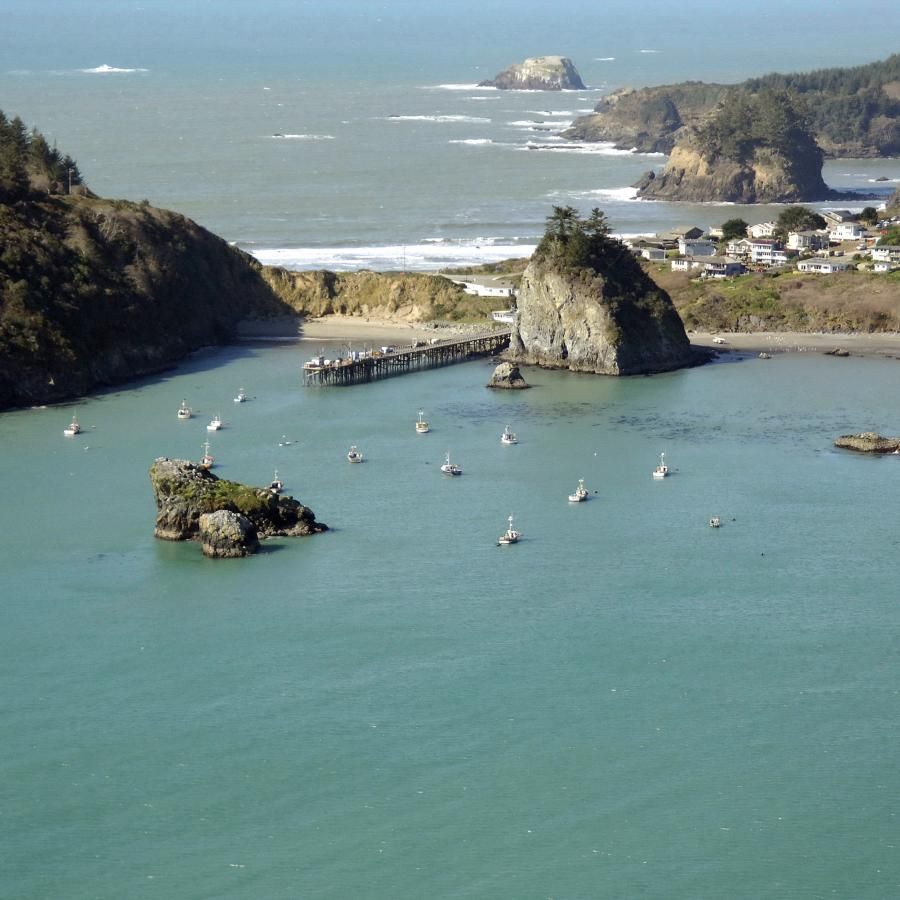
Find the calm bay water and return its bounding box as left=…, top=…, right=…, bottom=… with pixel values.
left=2, top=347, right=900, bottom=898
left=4, top=1, right=900, bottom=896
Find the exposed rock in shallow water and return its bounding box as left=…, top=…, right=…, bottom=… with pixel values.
left=199, top=510, right=259, bottom=558
left=149, top=458, right=326, bottom=555
left=486, top=361, right=529, bottom=389
left=834, top=432, right=900, bottom=454
left=508, top=253, right=700, bottom=376
left=479, top=56, right=585, bottom=91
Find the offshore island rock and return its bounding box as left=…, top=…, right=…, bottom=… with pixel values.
left=834, top=432, right=900, bottom=454
left=487, top=361, right=529, bottom=389
left=150, top=458, right=326, bottom=555
left=508, top=211, right=698, bottom=376
left=199, top=510, right=259, bottom=558
left=479, top=56, right=586, bottom=91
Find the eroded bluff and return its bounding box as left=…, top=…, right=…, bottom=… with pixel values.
left=508, top=256, right=697, bottom=376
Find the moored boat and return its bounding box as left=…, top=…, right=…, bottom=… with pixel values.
left=440, top=451, right=462, bottom=475
left=177, top=399, right=192, bottom=420
left=497, top=514, right=521, bottom=545
left=63, top=414, right=82, bottom=436
left=568, top=478, right=589, bottom=502
left=415, top=409, right=430, bottom=434
left=200, top=440, right=214, bottom=469
left=234, top=388, right=247, bottom=403
left=207, top=414, right=223, bottom=432
left=500, top=425, right=518, bottom=445
left=347, top=445, right=363, bottom=463
left=269, top=469, right=283, bottom=494
left=709, top=516, right=721, bottom=528
left=652, top=452, right=669, bottom=479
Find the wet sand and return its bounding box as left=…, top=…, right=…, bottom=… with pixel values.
left=690, top=331, right=900, bottom=360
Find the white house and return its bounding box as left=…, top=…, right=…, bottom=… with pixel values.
left=725, top=238, right=753, bottom=258
left=873, top=261, right=897, bottom=273
left=796, top=257, right=850, bottom=274
left=870, top=245, right=900, bottom=263
left=823, top=210, right=855, bottom=228
left=749, top=239, right=790, bottom=266
left=787, top=230, right=830, bottom=252
left=677, top=238, right=717, bottom=257
left=641, top=247, right=668, bottom=262
left=450, top=279, right=516, bottom=298
left=829, top=222, right=866, bottom=242
left=671, top=257, right=707, bottom=272
left=748, top=222, right=777, bottom=239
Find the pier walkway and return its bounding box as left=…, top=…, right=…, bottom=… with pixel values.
left=302, top=329, right=511, bottom=386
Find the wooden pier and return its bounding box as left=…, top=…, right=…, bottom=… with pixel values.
left=302, top=329, right=511, bottom=386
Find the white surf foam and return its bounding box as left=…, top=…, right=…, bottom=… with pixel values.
left=428, top=83, right=497, bottom=91
left=270, top=133, right=335, bottom=140
left=549, top=186, right=642, bottom=202
left=526, top=110, right=579, bottom=117
left=385, top=114, right=491, bottom=124
left=448, top=138, right=495, bottom=145
left=639, top=49, right=661, bottom=54
left=81, top=64, right=148, bottom=74
left=249, top=240, right=536, bottom=272
left=523, top=141, right=662, bottom=156
left=595, top=57, right=616, bottom=61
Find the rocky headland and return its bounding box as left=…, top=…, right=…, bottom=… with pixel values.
left=564, top=53, right=900, bottom=158
left=833, top=433, right=900, bottom=454
left=508, top=208, right=699, bottom=375
left=479, top=56, right=585, bottom=91
left=633, top=89, right=844, bottom=203
left=149, top=457, right=326, bottom=557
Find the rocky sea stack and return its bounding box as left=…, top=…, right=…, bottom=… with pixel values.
left=149, top=458, right=326, bottom=557
left=479, top=56, right=585, bottom=91
left=508, top=207, right=698, bottom=375
left=634, top=89, right=835, bottom=203
left=486, top=361, right=529, bottom=389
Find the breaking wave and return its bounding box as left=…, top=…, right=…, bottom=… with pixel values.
left=80, top=64, right=148, bottom=73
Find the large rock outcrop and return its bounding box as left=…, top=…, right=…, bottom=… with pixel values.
left=634, top=90, right=835, bottom=203
left=150, top=458, right=326, bottom=555
left=834, top=432, right=900, bottom=454
left=199, top=510, right=260, bottom=558
left=508, top=246, right=697, bottom=376
left=486, top=361, right=529, bottom=389
left=479, top=56, right=585, bottom=91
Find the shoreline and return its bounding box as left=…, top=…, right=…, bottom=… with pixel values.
left=238, top=316, right=900, bottom=361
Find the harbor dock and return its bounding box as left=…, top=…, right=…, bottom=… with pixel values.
left=303, top=329, right=511, bottom=386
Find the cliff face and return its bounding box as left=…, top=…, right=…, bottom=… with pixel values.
left=0, top=195, right=291, bottom=409
left=509, top=255, right=696, bottom=376
left=635, top=138, right=831, bottom=204
left=479, top=56, right=585, bottom=91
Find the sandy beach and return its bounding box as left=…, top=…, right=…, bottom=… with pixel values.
left=690, top=331, right=900, bottom=360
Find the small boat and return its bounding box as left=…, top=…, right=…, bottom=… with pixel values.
left=568, top=478, right=589, bottom=503
left=207, top=414, right=223, bottom=432
left=233, top=388, right=247, bottom=403
left=200, top=440, right=214, bottom=469
left=440, top=451, right=462, bottom=475
left=269, top=469, right=283, bottom=494
left=347, top=445, right=363, bottom=463
left=500, top=425, right=518, bottom=445
left=758, top=352, right=771, bottom=360
left=415, top=409, right=430, bottom=434
left=497, top=514, right=521, bottom=546
left=709, top=516, right=721, bottom=528
left=652, top=452, right=669, bottom=479
left=63, top=415, right=82, bottom=436
left=177, top=399, right=192, bottom=420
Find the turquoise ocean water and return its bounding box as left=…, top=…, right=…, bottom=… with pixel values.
left=3, top=2, right=900, bottom=897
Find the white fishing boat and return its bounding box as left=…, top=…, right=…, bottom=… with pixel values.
left=415, top=409, right=430, bottom=434
left=63, top=414, right=82, bottom=436
left=440, top=451, right=461, bottom=475
left=200, top=440, right=214, bottom=469
left=709, top=516, right=721, bottom=528
left=269, top=469, right=283, bottom=494
left=497, top=514, right=521, bottom=546
left=233, top=388, right=247, bottom=403
left=177, top=399, right=192, bottom=420
left=652, top=452, right=669, bottom=479
left=207, top=414, right=223, bottom=432
left=500, top=425, right=518, bottom=445
left=347, top=445, right=363, bottom=463
left=568, top=478, right=589, bottom=502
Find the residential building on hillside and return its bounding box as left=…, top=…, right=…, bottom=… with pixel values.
left=787, top=230, right=830, bottom=252
left=677, top=238, right=717, bottom=257
left=702, top=258, right=746, bottom=278
left=796, top=257, right=850, bottom=274
left=829, top=222, right=866, bottom=241
left=748, top=222, right=777, bottom=239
